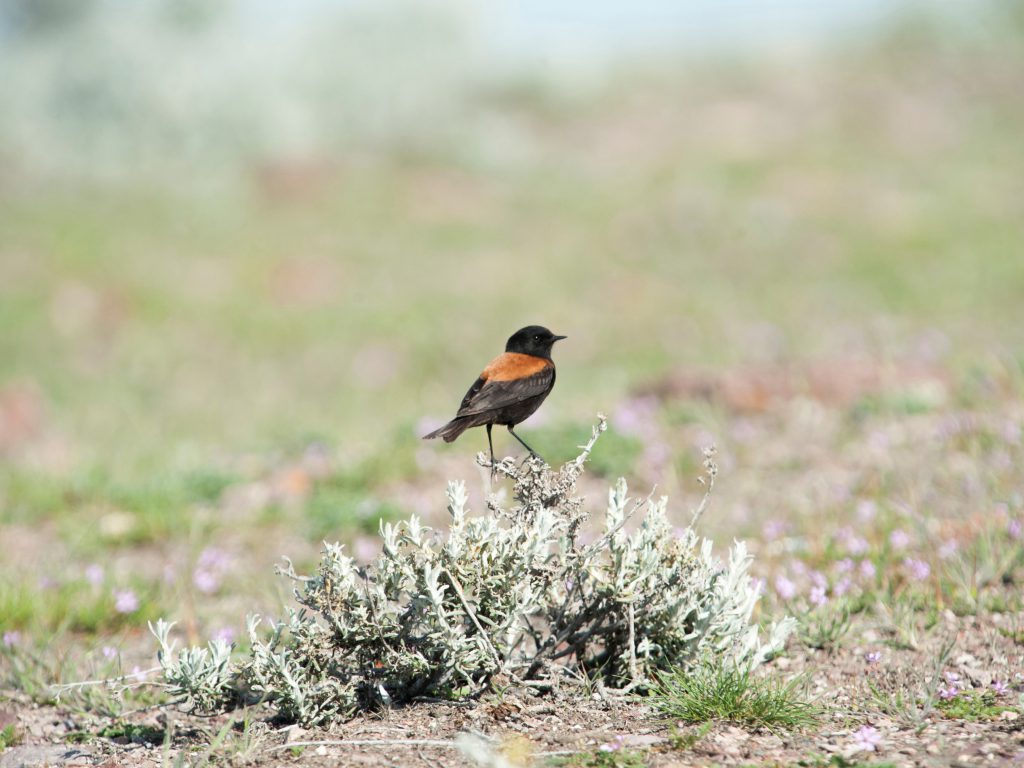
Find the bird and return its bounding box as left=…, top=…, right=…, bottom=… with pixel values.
left=423, top=325, right=567, bottom=465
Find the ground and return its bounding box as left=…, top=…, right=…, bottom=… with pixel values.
left=2, top=4, right=1024, bottom=768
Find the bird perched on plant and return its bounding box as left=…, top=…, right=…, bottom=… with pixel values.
left=423, top=325, right=567, bottom=464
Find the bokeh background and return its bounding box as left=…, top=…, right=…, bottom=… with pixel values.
left=1, top=0, right=1023, bottom=650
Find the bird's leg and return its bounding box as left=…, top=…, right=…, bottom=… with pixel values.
left=507, top=425, right=544, bottom=463
left=486, top=423, right=495, bottom=475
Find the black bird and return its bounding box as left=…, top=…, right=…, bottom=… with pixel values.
left=423, top=325, right=566, bottom=464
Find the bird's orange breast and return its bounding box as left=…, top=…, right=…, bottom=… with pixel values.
left=481, top=353, right=552, bottom=382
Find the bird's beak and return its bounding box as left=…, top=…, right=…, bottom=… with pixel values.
left=552, top=335, right=567, bottom=342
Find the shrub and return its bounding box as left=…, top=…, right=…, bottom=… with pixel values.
left=153, top=418, right=793, bottom=725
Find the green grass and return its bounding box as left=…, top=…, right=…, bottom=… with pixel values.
left=937, top=691, right=1019, bottom=722
left=649, top=664, right=819, bottom=732
left=548, top=747, right=648, bottom=768
left=0, top=724, right=20, bottom=750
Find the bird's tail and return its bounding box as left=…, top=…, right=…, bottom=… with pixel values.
left=422, top=417, right=472, bottom=443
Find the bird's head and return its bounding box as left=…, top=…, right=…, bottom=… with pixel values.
left=506, top=325, right=567, bottom=359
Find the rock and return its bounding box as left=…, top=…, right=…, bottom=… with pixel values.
left=0, top=745, right=93, bottom=767
left=1000, top=710, right=1019, bottom=721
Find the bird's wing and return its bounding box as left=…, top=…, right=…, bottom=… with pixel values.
left=456, top=353, right=554, bottom=417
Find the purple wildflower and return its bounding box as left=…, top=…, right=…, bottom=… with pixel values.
left=992, top=680, right=1010, bottom=697
left=762, top=519, right=787, bottom=540
left=809, top=585, right=828, bottom=607
left=836, top=558, right=854, bottom=574
left=903, top=558, right=931, bottom=581
left=856, top=500, right=877, bottom=522
left=889, top=529, right=910, bottom=551
left=101, top=645, right=118, bottom=659
left=85, top=564, right=104, bottom=587
left=113, top=589, right=139, bottom=614
left=851, top=725, right=882, bottom=752
left=864, top=651, right=881, bottom=664
left=938, top=685, right=959, bottom=700
left=599, top=735, right=626, bottom=753
left=938, top=539, right=958, bottom=559
left=193, top=569, right=220, bottom=594
left=834, top=576, right=853, bottom=597
left=193, top=547, right=232, bottom=594
left=774, top=575, right=797, bottom=601
left=212, top=626, right=236, bottom=644
left=859, top=560, right=877, bottom=580
left=1009, top=519, right=1023, bottom=541
left=2, top=631, right=21, bottom=647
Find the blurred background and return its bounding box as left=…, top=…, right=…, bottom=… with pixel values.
left=1, top=0, right=1023, bottom=645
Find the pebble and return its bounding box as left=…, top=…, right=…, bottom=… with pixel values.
left=1000, top=710, right=1018, bottom=721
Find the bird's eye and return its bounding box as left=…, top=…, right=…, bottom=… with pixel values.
left=533, top=335, right=541, bottom=341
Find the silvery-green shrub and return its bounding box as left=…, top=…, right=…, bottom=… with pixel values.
left=153, top=418, right=793, bottom=725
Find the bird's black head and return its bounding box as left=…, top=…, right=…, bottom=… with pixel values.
left=505, top=325, right=567, bottom=359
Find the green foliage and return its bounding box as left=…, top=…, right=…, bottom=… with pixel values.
left=649, top=664, right=818, bottom=732
left=549, top=747, right=648, bottom=768
left=798, top=604, right=853, bottom=652
left=0, top=579, right=159, bottom=634
left=0, top=724, right=20, bottom=750
left=95, top=722, right=166, bottom=744
left=937, top=691, right=1019, bottom=721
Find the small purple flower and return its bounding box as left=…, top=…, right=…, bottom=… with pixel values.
left=938, top=539, right=958, bottom=559
left=1009, top=519, right=1023, bottom=541
left=938, top=685, right=959, bottom=700
left=85, top=564, right=104, bottom=587
left=992, top=680, right=1010, bottom=697
left=113, top=589, right=139, bottom=614
left=193, top=547, right=232, bottom=594
left=101, top=645, right=118, bottom=659
left=856, top=500, right=877, bottom=522
left=809, top=585, right=828, bottom=607
left=193, top=569, right=220, bottom=594
left=834, top=576, right=853, bottom=597
left=130, top=666, right=148, bottom=683
left=2, top=630, right=21, bottom=647
left=599, top=735, right=626, bottom=753
left=903, top=558, right=931, bottom=581
left=836, top=558, right=854, bottom=574
left=943, top=670, right=960, bottom=685
left=810, top=570, right=827, bottom=589
left=846, top=535, right=869, bottom=556
left=763, top=519, right=787, bottom=540
left=889, top=529, right=910, bottom=551
left=212, top=626, right=236, bottom=644
left=198, top=547, right=231, bottom=571
left=774, top=575, right=797, bottom=601
left=864, top=651, right=881, bottom=664
left=859, top=560, right=877, bottom=580
left=851, top=725, right=881, bottom=752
